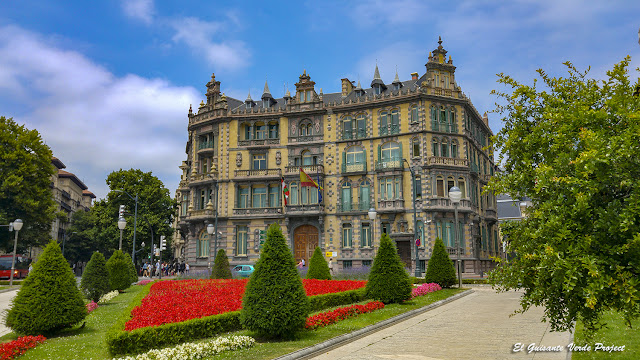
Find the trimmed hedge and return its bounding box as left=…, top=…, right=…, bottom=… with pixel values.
left=424, top=237, right=457, bottom=288
left=365, top=233, right=412, bottom=304
left=80, top=251, right=110, bottom=302
left=211, top=249, right=232, bottom=279
left=306, top=247, right=331, bottom=280
left=107, top=250, right=132, bottom=291
left=107, top=283, right=366, bottom=355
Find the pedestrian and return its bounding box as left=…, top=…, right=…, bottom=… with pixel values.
left=328, top=258, right=333, bottom=275
left=302, top=258, right=306, bottom=267
left=28, top=264, right=33, bottom=274
left=142, top=262, right=148, bottom=277
left=185, top=262, right=190, bottom=274
left=155, top=260, right=161, bottom=277
left=297, top=259, right=303, bottom=269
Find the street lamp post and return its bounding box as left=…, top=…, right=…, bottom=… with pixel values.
left=368, top=208, right=377, bottom=259
left=449, top=186, right=462, bottom=288
left=114, top=190, right=139, bottom=264
left=118, top=216, right=126, bottom=250
left=9, top=219, right=23, bottom=286
left=213, top=180, right=219, bottom=262
left=207, top=224, right=214, bottom=266
left=404, top=159, right=421, bottom=278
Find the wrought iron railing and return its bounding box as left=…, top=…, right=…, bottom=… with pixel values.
left=427, top=157, right=469, bottom=167
left=375, top=157, right=403, bottom=171
left=285, top=165, right=324, bottom=174
left=337, top=202, right=370, bottom=213
left=234, top=169, right=282, bottom=177
left=431, top=122, right=458, bottom=133
left=341, top=162, right=367, bottom=174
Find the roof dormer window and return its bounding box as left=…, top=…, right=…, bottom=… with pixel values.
left=263, top=100, right=270, bottom=108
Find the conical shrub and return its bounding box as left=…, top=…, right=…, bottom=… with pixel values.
left=241, top=223, right=309, bottom=338
left=123, top=252, right=138, bottom=284
left=106, top=250, right=131, bottom=291
left=425, top=237, right=457, bottom=288
left=211, top=249, right=232, bottom=279
left=80, top=251, right=110, bottom=302
left=306, top=247, right=331, bottom=280
left=365, top=233, right=412, bottom=304
left=6, top=241, right=87, bottom=335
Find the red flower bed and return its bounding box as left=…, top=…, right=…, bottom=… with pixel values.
left=305, top=301, right=385, bottom=330
left=125, top=278, right=367, bottom=331
left=0, top=336, right=46, bottom=360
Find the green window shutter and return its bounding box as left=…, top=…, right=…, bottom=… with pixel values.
left=398, top=141, right=403, bottom=161
left=342, top=151, right=347, bottom=173
left=377, top=144, right=382, bottom=162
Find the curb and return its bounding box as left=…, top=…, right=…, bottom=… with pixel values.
left=0, top=287, right=20, bottom=294
left=275, top=289, right=475, bottom=360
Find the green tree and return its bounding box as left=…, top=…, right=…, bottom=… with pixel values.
left=424, top=238, right=457, bottom=288
left=487, top=57, right=640, bottom=334
left=65, top=210, right=104, bottom=264
left=123, top=252, right=138, bottom=284
left=80, top=251, right=110, bottom=302
left=106, top=250, right=131, bottom=291
left=366, top=233, right=412, bottom=304
left=211, top=249, right=232, bottom=279
left=0, top=116, right=56, bottom=251
left=241, top=223, right=309, bottom=338
left=94, top=169, right=176, bottom=262
left=306, top=247, right=331, bottom=280
left=6, top=241, right=86, bottom=335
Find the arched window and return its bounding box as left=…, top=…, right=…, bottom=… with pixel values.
left=447, top=176, right=456, bottom=196
left=432, top=138, right=439, bottom=157
left=451, top=140, right=458, bottom=158
left=390, top=109, right=400, bottom=134
left=410, top=105, right=419, bottom=123
left=343, top=116, right=353, bottom=140
left=300, top=123, right=307, bottom=136
left=449, top=108, right=456, bottom=132
left=440, top=106, right=446, bottom=123
left=441, top=138, right=449, bottom=157
left=381, top=142, right=400, bottom=161
left=356, top=114, right=366, bottom=138
left=346, top=146, right=365, bottom=166
left=242, top=123, right=251, bottom=140
left=360, top=179, right=371, bottom=210
left=412, top=137, right=420, bottom=158
left=434, top=71, right=440, bottom=87
left=197, top=229, right=209, bottom=257
left=341, top=180, right=352, bottom=211
left=431, top=106, right=437, bottom=122
left=380, top=111, right=388, bottom=135
left=255, top=122, right=266, bottom=140
left=302, top=150, right=313, bottom=166
left=458, top=177, right=466, bottom=198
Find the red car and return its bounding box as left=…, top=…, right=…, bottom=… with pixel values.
left=0, top=256, right=30, bottom=279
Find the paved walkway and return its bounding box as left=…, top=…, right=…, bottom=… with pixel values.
left=309, top=286, right=573, bottom=360
left=0, top=288, right=18, bottom=337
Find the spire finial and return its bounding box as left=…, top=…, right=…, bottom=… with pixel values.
left=246, top=90, right=253, bottom=102
left=438, top=36, right=442, bottom=45
left=393, top=66, right=400, bottom=83
left=263, top=79, right=271, bottom=95
left=373, top=62, right=381, bottom=80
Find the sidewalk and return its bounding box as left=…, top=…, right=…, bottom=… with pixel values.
left=308, top=286, right=573, bottom=360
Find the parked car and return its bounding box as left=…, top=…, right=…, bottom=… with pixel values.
left=232, top=265, right=254, bottom=278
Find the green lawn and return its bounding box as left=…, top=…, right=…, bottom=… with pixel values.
left=573, top=311, right=638, bottom=359
left=2, top=285, right=463, bottom=360
left=3, top=285, right=146, bottom=360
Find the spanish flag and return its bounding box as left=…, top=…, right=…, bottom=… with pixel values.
left=300, top=168, right=323, bottom=190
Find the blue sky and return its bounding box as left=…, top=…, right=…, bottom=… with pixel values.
left=1, top=0, right=639, bottom=200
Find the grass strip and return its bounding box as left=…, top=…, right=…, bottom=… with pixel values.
left=210, top=288, right=463, bottom=360
left=573, top=310, right=638, bottom=359
left=9, top=285, right=146, bottom=360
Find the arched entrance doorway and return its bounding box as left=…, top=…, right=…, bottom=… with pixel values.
left=294, top=225, right=319, bottom=266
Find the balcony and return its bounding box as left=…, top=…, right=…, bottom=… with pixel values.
left=237, top=138, right=280, bottom=147
left=480, top=174, right=492, bottom=183
left=234, top=168, right=282, bottom=179
left=380, top=124, right=400, bottom=136
left=428, top=197, right=473, bottom=212
left=61, top=190, right=70, bottom=200
left=233, top=207, right=283, bottom=216
left=285, top=164, right=324, bottom=175
left=341, top=161, right=367, bottom=174
left=291, top=134, right=323, bottom=143
left=485, top=208, right=497, bottom=220
left=197, top=141, right=215, bottom=155
left=433, top=88, right=453, bottom=97
left=60, top=201, right=72, bottom=212
left=189, top=172, right=218, bottom=186
left=427, top=157, right=468, bottom=167
left=341, top=129, right=367, bottom=141
left=286, top=203, right=324, bottom=215
left=377, top=199, right=405, bottom=213
left=337, top=202, right=369, bottom=213
left=431, top=122, right=458, bottom=133
left=470, top=163, right=479, bottom=175
left=187, top=208, right=217, bottom=221
left=375, top=157, right=403, bottom=171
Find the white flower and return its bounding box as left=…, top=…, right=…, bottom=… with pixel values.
left=114, top=335, right=255, bottom=360
left=98, top=290, right=120, bottom=304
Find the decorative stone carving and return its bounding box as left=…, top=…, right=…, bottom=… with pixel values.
left=291, top=122, right=297, bottom=135
left=276, top=151, right=281, bottom=165
left=236, top=152, right=242, bottom=167
left=315, top=120, right=320, bottom=133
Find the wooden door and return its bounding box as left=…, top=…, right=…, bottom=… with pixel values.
left=395, top=240, right=411, bottom=269
left=294, top=225, right=319, bottom=265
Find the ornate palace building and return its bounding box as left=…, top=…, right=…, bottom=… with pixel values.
left=175, top=39, right=500, bottom=275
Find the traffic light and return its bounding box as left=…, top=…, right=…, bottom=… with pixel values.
left=160, top=236, right=166, bottom=251
left=119, top=205, right=126, bottom=218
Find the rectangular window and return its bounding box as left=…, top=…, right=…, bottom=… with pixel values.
left=342, top=224, right=352, bottom=248
left=309, top=187, right=318, bottom=204
left=255, top=125, right=266, bottom=140
left=245, top=126, right=251, bottom=140
left=307, top=90, right=312, bottom=101
left=381, top=222, right=390, bottom=235
left=299, top=91, right=305, bottom=102
left=252, top=154, right=266, bottom=170
left=236, top=226, right=248, bottom=256
left=200, top=189, right=206, bottom=210
left=269, top=124, right=278, bottom=138
left=301, top=186, right=309, bottom=204
left=362, top=260, right=372, bottom=267
left=252, top=187, right=267, bottom=208
left=394, top=177, right=401, bottom=199
left=290, top=182, right=298, bottom=205
left=341, top=186, right=352, bottom=211
left=343, top=260, right=352, bottom=269
left=269, top=185, right=279, bottom=207
left=447, top=179, right=455, bottom=195
left=412, top=139, right=420, bottom=157
left=238, top=187, right=250, bottom=208
left=360, top=185, right=370, bottom=210
left=361, top=223, right=371, bottom=247
left=414, top=176, right=422, bottom=198
left=418, top=260, right=426, bottom=274
left=441, top=143, right=449, bottom=157
left=437, top=179, right=444, bottom=197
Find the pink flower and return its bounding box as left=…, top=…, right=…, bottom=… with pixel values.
left=86, top=301, right=98, bottom=314
left=411, top=283, right=442, bottom=298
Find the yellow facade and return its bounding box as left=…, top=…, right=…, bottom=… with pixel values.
left=176, top=40, right=500, bottom=275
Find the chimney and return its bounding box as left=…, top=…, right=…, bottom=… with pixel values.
left=341, top=78, right=354, bottom=97
left=411, top=72, right=419, bottom=80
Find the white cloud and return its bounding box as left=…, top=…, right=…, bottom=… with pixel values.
left=170, top=17, right=250, bottom=70
left=0, top=25, right=199, bottom=199
left=351, top=0, right=428, bottom=28
left=121, top=0, right=156, bottom=25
